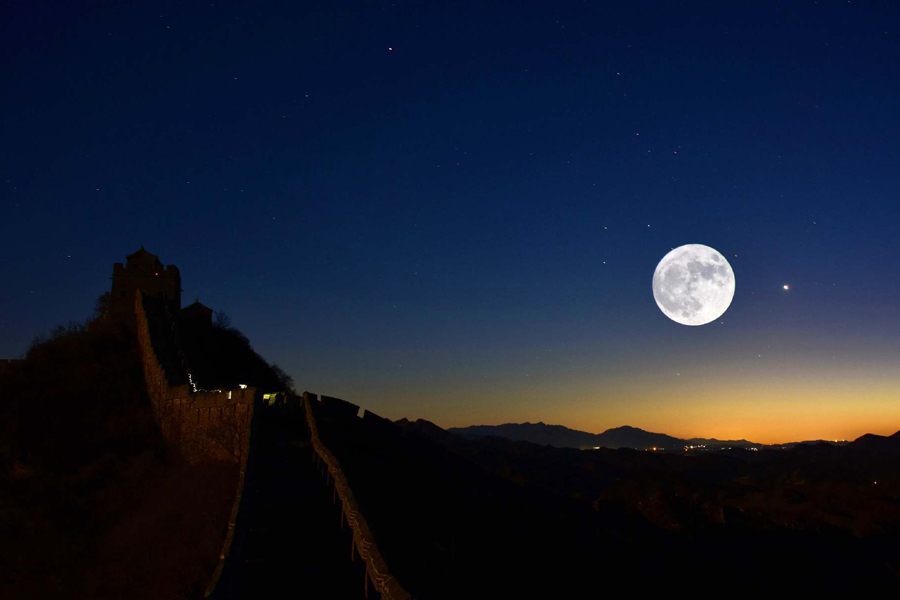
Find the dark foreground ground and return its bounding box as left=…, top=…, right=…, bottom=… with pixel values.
left=0, top=446, right=238, bottom=600
left=5, top=388, right=900, bottom=598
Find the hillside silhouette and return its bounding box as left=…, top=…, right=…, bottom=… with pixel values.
left=248, top=398, right=900, bottom=595
left=381, top=418, right=900, bottom=594
left=179, top=314, right=293, bottom=393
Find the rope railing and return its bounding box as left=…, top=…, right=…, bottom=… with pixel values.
left=303, top=392, right=413, bottom=600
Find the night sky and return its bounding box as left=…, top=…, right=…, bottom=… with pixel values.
left=3, top=1, right=900, bottom=443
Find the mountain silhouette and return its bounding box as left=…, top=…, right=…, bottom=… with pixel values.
left=448, top=422, right=690, bottom=449
left=596, top=425, right=682, bottom=450
left=846, top=431, right=900, bottom=462
left=446, top=422, right=599, bottom=448
left=447, top=422, right=850, bottom=451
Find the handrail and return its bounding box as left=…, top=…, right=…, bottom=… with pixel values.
left=303, top=393, right=413, bottom=600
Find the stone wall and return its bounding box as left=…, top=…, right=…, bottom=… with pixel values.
left=135, top=290, right=254, bottom=464
left=163, top=390, right=256, bottom=463
left=303, top=392, right=412, bottom=600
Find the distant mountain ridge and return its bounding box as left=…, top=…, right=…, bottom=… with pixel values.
left=447, top=422, right=850, bottom=451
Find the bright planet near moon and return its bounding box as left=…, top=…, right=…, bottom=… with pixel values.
left=652, top=244, right=735, bottom=326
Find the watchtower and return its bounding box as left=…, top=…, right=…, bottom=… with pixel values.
left=110, top=247, right=182, bottom=324
left=182, top=299, right=214, bottom=326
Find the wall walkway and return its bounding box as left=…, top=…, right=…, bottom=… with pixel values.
left=206, top=398, right=404, bottom=599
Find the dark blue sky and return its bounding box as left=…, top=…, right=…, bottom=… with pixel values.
left=3, top=1, right=899, bottom=441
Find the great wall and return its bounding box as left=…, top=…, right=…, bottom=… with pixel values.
left=11, top=249, right=895, bottom=597
left=118, top=249, right=412, bottom=599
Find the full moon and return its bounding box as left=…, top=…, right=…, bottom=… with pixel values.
left=652, top=244, right=735, bottom=326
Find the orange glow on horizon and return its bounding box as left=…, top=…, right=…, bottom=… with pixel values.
left=357, top=365, right=900, bottom=446
left=314, top=338, right=900, bottom=446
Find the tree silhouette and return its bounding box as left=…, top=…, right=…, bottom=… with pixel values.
left=213, top=310, right=232, bottom=330
left=93, top=291, right=111, bottom=319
